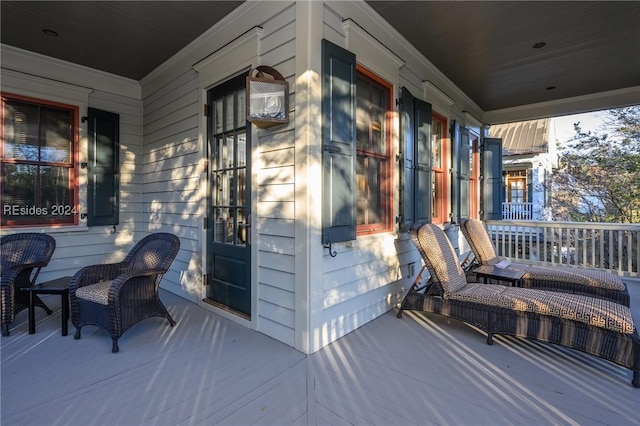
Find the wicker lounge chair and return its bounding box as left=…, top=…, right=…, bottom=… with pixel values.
left=460, top=218, right=630, bottom=306
left=70, top=232, right=180, bottom=352
left=1, top=233, right=56, bottom=336
left=398, top=222, right=640, bottom=388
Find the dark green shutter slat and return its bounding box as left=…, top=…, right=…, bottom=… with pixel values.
left=87, top=107, right=119, bottom=226
left=399, top=87, right=415, bottom=232
left=481, top=137, right=503, bottom=220
left=459, top=127, right=470, bottom=220
left=450, top=121, right=460, bottom=224
left=414, top=97, right=432, bottom=224
left=321, top=39, right=356, bottom=244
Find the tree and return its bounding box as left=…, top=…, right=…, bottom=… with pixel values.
left=551, top=106, right=640, bottom=223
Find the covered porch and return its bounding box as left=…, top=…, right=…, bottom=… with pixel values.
left=3, top=283, right=639, bottom=426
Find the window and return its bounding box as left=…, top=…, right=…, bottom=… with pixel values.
left=508, top=178, right=526, bottom=203
left=355, top=67, right=392, bottom=234
left=431, top=112, right=448, bottom=224
left=1, top=94, right=78, bottom=226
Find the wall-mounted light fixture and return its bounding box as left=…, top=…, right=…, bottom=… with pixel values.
left=246, top=66, right=289, bottom=128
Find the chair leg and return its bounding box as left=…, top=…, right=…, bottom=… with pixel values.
left=487, top=311, right=495, bottom=345
left=112, top=338, right=119, bottom=353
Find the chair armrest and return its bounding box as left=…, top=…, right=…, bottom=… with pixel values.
left=105, top=268, right=168, bottom=302
left=69, top=262, right=128, bottom=291
left=1, top=263, right=44, bottom=288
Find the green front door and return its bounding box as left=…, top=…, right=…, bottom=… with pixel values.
left=206, top=72, right=251, bottom=316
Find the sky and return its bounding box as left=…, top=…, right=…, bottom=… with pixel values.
left=551, top=110, right=609, bottom=144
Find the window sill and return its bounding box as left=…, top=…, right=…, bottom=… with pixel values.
left=1, top=224, right=90, bottom=234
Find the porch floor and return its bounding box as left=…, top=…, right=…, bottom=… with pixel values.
left=2, top=281, right=639, bottom=426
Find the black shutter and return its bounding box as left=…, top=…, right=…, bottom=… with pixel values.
left=450, top=121, right=460, bottom=223
left=414, top=97, right=432, bottom=225
left=459, top=127, right=471, bottom=220
left=87, top=107, right=120, bottom=226
left=399, top=87, right=431, bottom=232
left=321, top=39, right=356, bottom=244
left=451, top=123, right=470, bottom=223
left=399, top=87, right=415, bottom=232
left=481, top=137, right=503, bottom=220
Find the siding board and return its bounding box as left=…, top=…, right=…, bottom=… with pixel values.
left=260, top=268, right=295, bottom=293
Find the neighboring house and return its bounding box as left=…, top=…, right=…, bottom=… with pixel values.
left=489, top=119, right=557, bottom=221
left=0, top=1, right=631, bottom=355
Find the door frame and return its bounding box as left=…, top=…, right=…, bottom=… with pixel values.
left=204, top=72, right=253, bottom=318
left=192, top=28, right=262, bottom=328
left=199, top=70, right=257, bottom=328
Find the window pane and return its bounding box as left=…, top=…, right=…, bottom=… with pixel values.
left=432, top=120, right=442, bottom=168
left=356, top=157, right=366, bottom=225
left=367, top=157, right=382, bottom=224
left=371, top=105, right=385, bottom=154
left=225, top=94, right=234, bottom=131
left=215, top=100, right=223, bottom=134
left=4, top=101, right=39, bottom=161
left=236, top=207, right=247, bottom=246
left=237, top=132, right=246, bottom=168
left=356, top=79, right=370, bottom=151
left=41, top=166, right=70, bottom=208
left=41, top=107, right=72, bottom=163
left=214, top=207, right=231, bottom=243
left=432, top=171, right=442, bottom=219
left=2, top=163, right=36, bottom=205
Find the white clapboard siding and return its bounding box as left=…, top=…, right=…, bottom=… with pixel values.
left=141, top=66, right=201, bottom=296
left=136, top=1, right=299, bottom=340
left=0, top=52, right=144, bottom=282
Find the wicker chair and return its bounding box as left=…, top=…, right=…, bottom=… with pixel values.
left=1, top=233, right=56, bottom=336
left=70, top=232, right=180, bottom=353
left=398, top=222, right=640, bottom=388
left=460, top=218, right=630, bottom=306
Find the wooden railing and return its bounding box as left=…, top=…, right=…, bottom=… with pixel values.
left=484, top=220, right=640, bottom=277
left=502, top=202, right=533, bottom=220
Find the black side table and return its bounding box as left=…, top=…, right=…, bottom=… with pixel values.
left=22, top=276, right=71, bottom=336
left=473, top=265, right=525, bottom=287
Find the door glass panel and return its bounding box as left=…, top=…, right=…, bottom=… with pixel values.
left=211, top=91, right=246, bottom=247
left=215, top=100, right=223, bottom=134
left=236, top=89, right=246, bottom=128
left=225, top=95, right=234, bottom=131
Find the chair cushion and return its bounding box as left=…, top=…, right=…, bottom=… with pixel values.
left=449, top=283, right=635, bottom=334
left=413, top=224, right=468, bottom=295
left=461, top=219, right=500, bottom=265
left=75, top=281, right=112, bottom=305
left=521, top=265, right=626, bottom=291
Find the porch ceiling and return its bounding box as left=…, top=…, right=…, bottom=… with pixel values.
left=1, top=1, right=639, bottom=116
